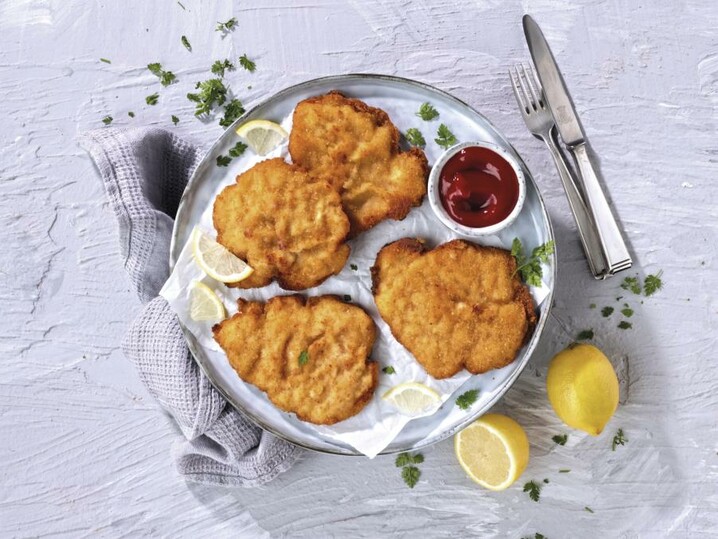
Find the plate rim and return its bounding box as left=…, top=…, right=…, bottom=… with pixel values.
left=169, top=73, right=556, bottom=456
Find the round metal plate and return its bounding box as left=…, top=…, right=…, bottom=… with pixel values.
left=170, top=74, right=556, bottom=456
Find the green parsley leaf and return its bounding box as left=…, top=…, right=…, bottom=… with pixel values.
left=577, top=329, right=594, bottom=340
left=219, top=98, right=245, bottom=128
left=601, top=306, right=614, bottom=317
left=350, top=264, right=358, bottom=271
left=511, top=237, right=523, bottom=258
left=382, top=366, right=396, bottom=374
left=102, top=115, right=113, bottom=125
left=100, top=58, right=111, bottom=64
left=128, top=111, right=135, bottom=118
left=435, top=123, right=458, bottom=149
left=511, top=238, right=553, bottom=287
left=531, top=240, right=555, bottom=263
left=558, top=469, right=570, bottom=473
left=187, top=78, right=228, bottom=116
left=395, top=452, right=423, bottom=467
left=404, top=128, right=426, bottom=147
left=146, top=93, right=159, bottom=105
left=211, top=59, right=234, bottom=78
left=216, top=155, right=232, bottom=167
left=416, top=102, right=439, bottom=121
left=523, top=480, right=542, bottom=502
left=543, top=478, right=549, bottom=484
left=589, top=303, right=596, bottom=309
left=395, top=453, right=411, bottom=467
left=620, top=276, right=641, bottom=295
left=216, top=17, right=238, bottom=33
left=620, top=307, right=634, bottom=317
left=612, top=428, right=627, bottom=451
left=401, top=465, right=420, bottom=488
left=617, top=321, right=632, bottom=330
left=239, top=54, right=256, bottom=72
left=584, top=506, right=594, bottom=513
left=342, top=294, right=352, bottom=302
left=147, top=63, right=177, bottom=86
left=171, top=115, right=180, bottom=125
left=522, top=534, right=547, bottom=539
left=228, top=141, right=248, bottom=158
left=298, top=350, right=309, bottom=366
left=643, top=271, right=663, bottom=296
left=552, top=434, right=567, bottom=446
left=181, top=35, right=192, bottom=52
left=455, top=389, right=479, bottom=410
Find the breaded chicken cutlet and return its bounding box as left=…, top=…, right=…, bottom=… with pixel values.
left=289, top=92, right=429, bottom=236
left=371, top=239, right=537, bottom=379
left=213, top=158, right=350, bottom=290
left=213, top=295, right=378, bottom=425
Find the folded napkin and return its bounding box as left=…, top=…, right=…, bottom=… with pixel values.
left=81, top=127, right=302, bottom=487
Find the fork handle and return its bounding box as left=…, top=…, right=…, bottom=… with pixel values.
left=543, top=129, right=608, bottom=278
left=572, top=143, right=632, bottom=273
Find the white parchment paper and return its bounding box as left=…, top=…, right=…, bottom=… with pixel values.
left=161, top=99, right=550, bottom=457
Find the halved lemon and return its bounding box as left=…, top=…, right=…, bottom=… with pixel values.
left=191, top=228, right=253, bottom=283
left=189, top=281, right=226, bottom=321
left=383, top=382, right=441, bottom=417
left=454, top=413, right=529, bottom=491
left=235, top=119, right=288, bottom=155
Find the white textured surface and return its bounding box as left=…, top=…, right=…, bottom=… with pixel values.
left=1, top=0, right=716, bottom=537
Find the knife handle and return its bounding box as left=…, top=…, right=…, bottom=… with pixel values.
left=544, top=129, right=608, bottom=278
left=572, top=144, right=632, bottom=272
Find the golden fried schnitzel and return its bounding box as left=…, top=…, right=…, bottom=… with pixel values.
left=213, top=295, right=378, bottom=425
left=371, top=239, right=536, bottom=379
left=213, top=158, right=350, bottom=290
left=289, top=92, right=429, bottom=236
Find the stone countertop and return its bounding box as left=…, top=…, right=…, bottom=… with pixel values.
left=1, top=0, right=716, bottom=537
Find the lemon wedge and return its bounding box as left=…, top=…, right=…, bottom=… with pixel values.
left=546, top=343, right=619, bottom=436
left=191, top=228, right=253, bottom=283
left=383, top=382, right=441, bottom=417
left=189, top=281, right=226, bottom=321
left=235, top=119, right=288, bottom=155
left=454, top=413, right=530, bottom=490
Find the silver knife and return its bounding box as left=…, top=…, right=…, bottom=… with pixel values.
left=523, top=14, right=632, bottom=275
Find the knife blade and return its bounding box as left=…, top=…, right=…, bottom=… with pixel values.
left=523, top=15, right=585, bottom=147
left=523, top=14, right=632, bottom=274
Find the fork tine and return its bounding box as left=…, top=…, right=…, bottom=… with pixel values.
left=524, top=64, right=545, bottom=108
left=519, top=64, right=541, bottom=111
left=521, top=64, right=543, bottom=108
left=514, top=64, right=535, bottom=112
left=509, top=67, right=528, bottom=113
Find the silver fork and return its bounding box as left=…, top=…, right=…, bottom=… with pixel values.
left=510, top=64, right=608, bottom=279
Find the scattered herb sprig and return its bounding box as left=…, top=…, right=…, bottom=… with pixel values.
left=146, top=93, right=159, bottom=105
left=643, top=271, right=663, bottom=296
left=416, top=102, right=439, bottom=121
left=298, top=350, right=309, bottom=366
left=216, top=17, right=238, bottom=34
left=601, top=306, right=614, bottom=317
left=211, top=59, right=235, bottom=78
left=523, top=480, right=542, bottom=502
left=181, top=35, right=192, bottom=52
left=405, top=128, right=426, bottom=147
left=147, top=63, right=177, bottom=86
left=511, top=238, right=555, bottom=287
left=455, top=389, right=479, bottom=410
left=435, top=123, right=457, bottom=149
left=552, top=434, right=567, bottom=446
left=239, top=54, right=256, bottom=72
left=612, top=428, right=627, bottom=451
left=187, top=78, right=227, bottom=116
left=100, top=58, right=111, bottom=64
left=382, top=366, right=396, bottom=374
left=577, top=329, right=594, bottom=341
left=219, top=99, right=245, bottom=128
left=102, top=116, right=113, bottom=125
left=396, top=452, right=424, bottom=488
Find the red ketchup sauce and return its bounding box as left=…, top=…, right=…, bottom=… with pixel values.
left=439, top=147, right=520, bottom=228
